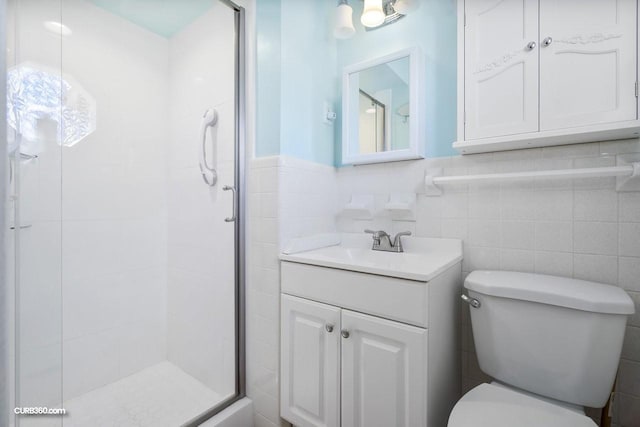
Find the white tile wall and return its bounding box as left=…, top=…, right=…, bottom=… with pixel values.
left=246, top=156, right=337, bottom=426
left=334, top=140, right=640, bottom=427
left=246, top=139, right=640, bottom=426
left=60, top=0, right=170, bottom=400
left=247, top=157, right=282, bottom=427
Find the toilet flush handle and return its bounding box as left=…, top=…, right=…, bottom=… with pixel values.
left=461, top=294, right=481, bottom=309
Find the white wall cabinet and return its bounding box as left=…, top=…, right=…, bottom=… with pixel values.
left=456, top=0, right=640, bottom=154
left=280, top=261, right=462, bottom=427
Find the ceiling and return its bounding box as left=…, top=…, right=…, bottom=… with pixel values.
left=88, top=0, right=214, bottom=38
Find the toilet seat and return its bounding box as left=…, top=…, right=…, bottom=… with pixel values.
left=448, top=383, right=597, bottom=427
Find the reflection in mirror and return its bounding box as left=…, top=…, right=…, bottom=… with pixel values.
left=342, top=47, right=423, bottom=165
left=357, top=56, right=409, bottom=154
left=359, top=89, right=386, bottom=153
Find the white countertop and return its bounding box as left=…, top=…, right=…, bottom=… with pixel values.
left=279, top=233, right=463, bottom=282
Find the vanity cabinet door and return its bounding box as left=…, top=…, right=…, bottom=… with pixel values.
left=539, top=0, right=638, bottom=131
left=280, top=295, right=341, bottom=427
left=464, top=0, right=539, bottom=140
left=340, top=310, right=427, bottom=427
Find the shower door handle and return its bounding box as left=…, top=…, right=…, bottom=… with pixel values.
left=9, top=224, right=32, bottom=230
left=223, top=185, right=237, bottom=222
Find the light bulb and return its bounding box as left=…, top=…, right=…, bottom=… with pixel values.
left=361, top=0, right=385, bottom=28
left=334, top=2, right=356, bottom=39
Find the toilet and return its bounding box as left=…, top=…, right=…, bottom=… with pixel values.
left=449, top=270, right=635, bottom=427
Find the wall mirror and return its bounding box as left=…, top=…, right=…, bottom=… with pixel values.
left=342, top=47, right=424, bottom=165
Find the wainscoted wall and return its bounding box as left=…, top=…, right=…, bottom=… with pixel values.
left=246, top=156, right=337, bottom=426
left=246, top=139, right=640, bottom=426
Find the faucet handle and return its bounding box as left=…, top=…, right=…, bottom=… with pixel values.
left=393, top=230, right=412, bottom=238
left=392, top=231, right=412, bottom=248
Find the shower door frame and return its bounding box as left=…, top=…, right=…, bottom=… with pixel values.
left=185, top=0, right=247, bottom=424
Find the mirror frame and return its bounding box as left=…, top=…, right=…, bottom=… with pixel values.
left=341, top=47, right=425, bottom=165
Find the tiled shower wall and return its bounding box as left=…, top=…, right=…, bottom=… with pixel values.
left=166, top=3, right=236, bottom=397
left=247, top=139, right=640, bottom=426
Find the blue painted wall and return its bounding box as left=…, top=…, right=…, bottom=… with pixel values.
left=256, top=0, right=338, bottom=165
left=255, top=0, right=457, bottom=165
left=256, top=0, right=282, bottom=157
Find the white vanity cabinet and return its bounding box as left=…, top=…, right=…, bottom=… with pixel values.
left=280, top=295, right=341, bottom=427
left=340, top=310, right=426, bottom=427
left=279, top=251, right=462, bottom=427
left=456, top=0, right=640, bottom=154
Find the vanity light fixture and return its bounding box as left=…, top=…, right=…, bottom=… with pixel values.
left=334, top=0, right=419, bottom=39
left=334, top=0, right=356, bottom=39
left=392, top=0, right=419, bottom=14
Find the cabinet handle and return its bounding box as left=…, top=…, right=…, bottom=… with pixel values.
left=341, top=330, right=350, bottom=339
left=542, top=37, right=553, bottom=47
left=325, top=324, right=334, bottom=333
left=526, top=41, right=536, bottom=50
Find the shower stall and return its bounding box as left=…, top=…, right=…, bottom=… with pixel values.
left=5, top=0, right=246, bottom=425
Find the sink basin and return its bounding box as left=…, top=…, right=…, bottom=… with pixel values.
left=280, top=233, right=463, bottom=281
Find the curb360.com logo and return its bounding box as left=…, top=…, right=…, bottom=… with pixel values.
left=14, top=407, right=66, bottom=415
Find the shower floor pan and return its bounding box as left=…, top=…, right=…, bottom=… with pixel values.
left=21, top=362, right=225, bottom=427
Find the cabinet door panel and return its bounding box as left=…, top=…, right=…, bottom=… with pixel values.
left=465, top=0, right=539, bottom=140
left=281, top=295, right=341, bottom=427
left=540, top=0, right=637, bottom=130
left=341, top=310, right=427, bottom=427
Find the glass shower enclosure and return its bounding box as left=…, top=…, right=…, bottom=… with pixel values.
left=5, top=0, right=245, bottom=425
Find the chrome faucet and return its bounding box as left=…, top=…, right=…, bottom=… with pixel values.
left=365, top=229, right=412, bottom=253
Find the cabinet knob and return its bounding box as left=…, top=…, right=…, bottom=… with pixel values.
left=526, top=41, right=536, bottom=50
left=325, top=324, right=334, bottom=333
left=542, top=37, right=553, bottom=47
left=341, top=330, right=350, bottom=339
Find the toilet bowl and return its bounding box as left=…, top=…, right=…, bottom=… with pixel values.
left=448, top=271, right=635, bottom=427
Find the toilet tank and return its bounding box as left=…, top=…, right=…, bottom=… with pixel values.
left=465, top=271, right=635, bottom=408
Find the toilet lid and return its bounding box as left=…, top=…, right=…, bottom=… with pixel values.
left=448, top=383, right=597, bottom=427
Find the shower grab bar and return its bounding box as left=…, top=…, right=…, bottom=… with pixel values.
left=199, top=108, right=218, bottom=186
left=223, top=185, right=237, bottom=222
